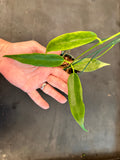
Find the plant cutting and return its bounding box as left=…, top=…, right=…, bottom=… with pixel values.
left=4, top=31, right=120, bottom=132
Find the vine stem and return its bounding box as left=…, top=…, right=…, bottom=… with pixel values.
left=75, top=42, right=101, bottom=60
left=95, top=44, right=115, bottom=59
left=102, top=32, right=120, bottom=43
left=75, top=32, right=120, bottom=60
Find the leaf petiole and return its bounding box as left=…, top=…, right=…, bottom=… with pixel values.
left=64, top=60, right=75, bottom=73
left=96, top=37, right=103, bottom=44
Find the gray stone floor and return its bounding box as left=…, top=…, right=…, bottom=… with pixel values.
left=0, top=0, right=120, bottom=160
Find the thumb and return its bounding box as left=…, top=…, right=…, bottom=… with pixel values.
left=5, top=40, right=46, bottom=55
left=28, top=41, right=61, bottom=55
left=11, top=40, right=61, bottom=55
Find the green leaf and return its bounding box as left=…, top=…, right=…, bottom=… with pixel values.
left=68, top=73, right=88, bottom=132
left=73, top=58, right=110, bottom=72
left=4, top=53, right=64, bottom=67
left=46, top=31, right=98, bottom=52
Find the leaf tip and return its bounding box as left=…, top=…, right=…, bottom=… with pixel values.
left=100, top=62, right=111, bottom=68
left=81, top=124, right=88, bottom=132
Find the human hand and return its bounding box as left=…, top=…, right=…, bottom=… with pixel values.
left=0, top=39, right=69, bottom=109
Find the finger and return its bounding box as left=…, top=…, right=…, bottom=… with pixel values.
left=16, top=40, right=62, bottom=55
left=47, top=75, right=68, bottom=95
left=47, top=51, right=61, bottom=55
left=41, top=83, right=67, bottom=104
left=51, top=67, right=69, bottom=83
left=27, top=90, right=49, bottom=109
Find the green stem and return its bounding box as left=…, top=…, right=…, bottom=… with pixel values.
left=72, top=38, right=118, bottom=67
left=71, top=65, right=75, bottom=73
left=64, top=33, right=120, bottom=71
left=102, top=32, right=120, bottom=43
left=75, top=42, right=101, bottom=60
left=95, top=44, right=115, bottom=59
left=96, top=37, right=103, bottom=44
left=64, top=60, right=75, bottom=73
left=75, top=32, right=120, bottom=60
left=80, top=49, right=103, bottom=74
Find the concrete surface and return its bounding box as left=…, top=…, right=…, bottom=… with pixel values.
left=0, top=0, right=120, bottom=160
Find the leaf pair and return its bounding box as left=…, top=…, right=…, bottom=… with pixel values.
left=67, top=58, right=109, bottom=131
left=4, top=31, right=99, bottom=68
left=4, top=31, right=102, bottom=71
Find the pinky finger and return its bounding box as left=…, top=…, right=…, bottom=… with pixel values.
left=27, top=90, right=49, bottom=109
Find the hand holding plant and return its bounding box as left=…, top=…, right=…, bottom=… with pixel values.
left=0, top=39, right=69, bottom=109
left=2, top=31, right=120, bottom=131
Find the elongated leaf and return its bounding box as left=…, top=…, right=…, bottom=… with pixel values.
left=4, top=53, right=64, bottom=67
left=46, top=31, right=98, bottom=52
left=73, top=58, right=110, bottom=72
left=68, top=73, right=88, bottom=132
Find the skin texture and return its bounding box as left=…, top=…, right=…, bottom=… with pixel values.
left=0, top=39, right=69, bottom=109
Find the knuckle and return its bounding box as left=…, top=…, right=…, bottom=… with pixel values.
left=31, top=40, right=40, bottom=47
left=30, top=40, right=39, bottom=52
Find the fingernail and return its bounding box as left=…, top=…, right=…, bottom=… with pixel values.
left=40, top=104, right=49, bottom=110
left=61, top=98, right=67, bottom=104
left=44, top=105, right=50, bottom=110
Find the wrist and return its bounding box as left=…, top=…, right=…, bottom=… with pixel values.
left=0, top=39, right=10, bottom=73
left=0, top=39, right=9, bottom=58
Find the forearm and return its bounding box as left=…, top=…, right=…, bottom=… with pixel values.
left=0, top=38, right=8, bottom=58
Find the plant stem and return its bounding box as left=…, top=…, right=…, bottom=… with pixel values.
left=75, top=42, right=101, bottom=60
left=102, top=32, right=120, bottom=43
left=64, top=33, right=120, bottom=71
left=80, top=49, right=103, bottom=74
left=75, top=32, right=120, bottom=60
left=95, top=44, right=115, bottom=59
left=64, top=60, right=75, bottom=73
left=96, top=37, right=103, bottom=44
left=71, top=38, right=118, bottom=68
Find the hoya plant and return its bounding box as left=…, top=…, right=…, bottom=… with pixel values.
left=4, top=31, right=120, bottom=132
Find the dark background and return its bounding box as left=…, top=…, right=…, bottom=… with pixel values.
left=0, top=0, right=120, bottom=160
